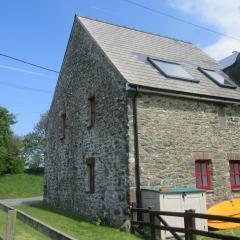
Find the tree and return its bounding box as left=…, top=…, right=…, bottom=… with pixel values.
left=0, top=106, right=24, bottom=175
left=22, top=111, right=48, bottom=170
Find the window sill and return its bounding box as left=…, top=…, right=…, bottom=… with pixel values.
left=231, top=189, right=240, bottom=192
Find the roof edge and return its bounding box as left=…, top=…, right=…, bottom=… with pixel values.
left=76, top=15, right=194, bottom=45
left=220, top=52, right=240, bottom=70
left=76, top=15, right=128, bottom=85
left=127, top=83, right=240, bottom=105
left=222, top=54, right=240, bottom=71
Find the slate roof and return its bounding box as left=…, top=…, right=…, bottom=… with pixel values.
left=77, top=16, right=240, bottom=102
left=219, top=52, right=240, bottom=69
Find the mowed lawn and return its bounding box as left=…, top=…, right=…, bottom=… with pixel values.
left=0, top=210, right=50, bottom=240
left=198, top=228, right=240, bottom=239
left=16, top=204, right=141, bottom=240
left=0, top=173, right=43, bottom=199
left=2, top=173, right=238, bottom=240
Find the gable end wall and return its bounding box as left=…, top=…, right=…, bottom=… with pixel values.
left=45, top=18, right=129, bottom=227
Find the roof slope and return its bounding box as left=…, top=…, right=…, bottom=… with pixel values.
left=219, top=52, right=240, bottom=69
left=77, top=16, right=240, bottom=101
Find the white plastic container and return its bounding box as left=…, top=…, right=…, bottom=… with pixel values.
left=141, top=187, right=208, bottom=239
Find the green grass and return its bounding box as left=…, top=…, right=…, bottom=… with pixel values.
left=0, top=173, right=43, bottom=199
left=198, top=228, right=240, bottom=239
left=16, top=204, right=141, bottom=240
left=0, top=210, right=50, bottom=240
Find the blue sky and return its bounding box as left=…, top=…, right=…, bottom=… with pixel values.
left=0, top=0, right=239, bottom=136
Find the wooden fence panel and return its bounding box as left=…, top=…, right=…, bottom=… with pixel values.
left=131, top=207, right=240, bottom=240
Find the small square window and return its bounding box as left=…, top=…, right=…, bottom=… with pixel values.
left=148, top=57, right=198, bottom=82
left=198, top=68, right=236, bottom=89
left=195, top=160, right=211, bottom=189
left=229, top=161, right=240, bottom=189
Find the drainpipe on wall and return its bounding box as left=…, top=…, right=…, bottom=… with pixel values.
left=132, top=88, right=142, bottom=209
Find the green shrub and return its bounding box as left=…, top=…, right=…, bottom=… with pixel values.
left=0, top=106, right=24, bottom=175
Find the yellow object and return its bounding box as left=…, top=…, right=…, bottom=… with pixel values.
left=207, top=198, right=240, bottom=229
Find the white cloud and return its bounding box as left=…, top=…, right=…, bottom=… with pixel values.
left=0, top=64, right=55, bottom=79
left=204, top=38, right=240, bottom=60
left=169, top=0, right=240, bottom=60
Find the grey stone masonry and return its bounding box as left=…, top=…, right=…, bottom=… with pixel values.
left=46, top=15, right=240, bottom=228
left=128, top=93, right=240, bottom=206
left=45, top=17, right=130, bottom=227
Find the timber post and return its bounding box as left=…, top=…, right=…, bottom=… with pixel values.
left=149, top=208, right=156, bottom=240
left=188, top=209, right=196, bottom=240
left=5, top=209, right=17, bottom=240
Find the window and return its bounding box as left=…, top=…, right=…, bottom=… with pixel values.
left=195, top=160, right=211, bottom=189
left=198, top=67, right=236, bottom=89
left=60, top=112, right=66, bottom=140
left=229, top=161, right=240, bottom=189
left=148, top=57, right=198, bottom=82
left=87, top=158, right=95, bottom=193
left=88, top=94, right=95, bottom=127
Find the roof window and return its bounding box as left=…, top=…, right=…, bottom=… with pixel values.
left=148, top=57, right=198, bottom=82
left=198, top=67, right=236, bottom=89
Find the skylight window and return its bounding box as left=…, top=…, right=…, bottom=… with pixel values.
left=199, top=68, right=236, bottom=89
left=148, top=57, right=198, bottom=82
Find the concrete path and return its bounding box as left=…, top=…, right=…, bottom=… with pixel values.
left=0, top=196, right=43, bottom=206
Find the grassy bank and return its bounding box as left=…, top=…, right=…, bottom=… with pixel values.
left=16, top=204, right=141, bottom=240
left=0, top=210, right=49, bottom=240
left=0, top=173, right=43, bottom=199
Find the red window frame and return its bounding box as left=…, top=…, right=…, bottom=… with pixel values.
left=195, top=160, right=211, bottom=189
left=229, top=160, right=240, bottom=189
left=88, top=95, right=95, bottom=127
left=87, top=160, right=95, bottom=193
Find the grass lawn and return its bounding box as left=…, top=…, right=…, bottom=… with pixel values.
left=0, top=173, right=43, bottom=199
left=198, top=228, right=240, bottom=239
left=0, top=210, right=50, bottom=240
left=16, top=204, right=141, bottom=240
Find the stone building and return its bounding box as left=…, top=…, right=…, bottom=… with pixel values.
left=45, top=15, right=240, bottom=227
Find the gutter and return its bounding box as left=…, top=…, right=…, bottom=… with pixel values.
left=132, top=88, right=142, bottom=209
left=127, top=83, right=240, bottom=105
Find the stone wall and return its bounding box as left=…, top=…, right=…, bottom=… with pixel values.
left=45, top=17, right=240, bottom=226
left=45, top=18, right=129, bottom=227
left=128, top=93, right=240, bottom=206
